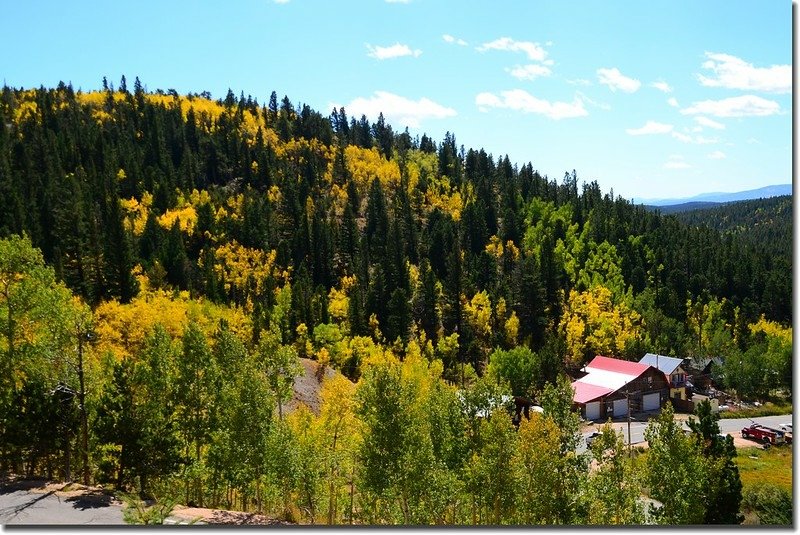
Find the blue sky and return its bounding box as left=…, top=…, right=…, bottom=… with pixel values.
left=1, top=0, right=792, bottom=200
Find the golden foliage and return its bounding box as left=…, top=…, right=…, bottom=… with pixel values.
left=157, top=205, right=197, bottom=233
left=267, top=185, right=282, bottom=204
left=424, top=175, right=462, bottom=221
left=187, top=188, right=212, bottom=207
left=11, top=90, right=40, bottom=123
left=120, top=193, right=151, bottom=235
left=128, top=189, right=211, bottom=235
left=485, top=235, right=504, bottom=259
left=75, top=90, right=280, bottom=146
left=275, top=138, right=334, bottom=182
left=207, top=241, right=282, bottom=300
left=223, top=193, right=244, bottom=222
left=14, top=100, right=39, bottom=124
left=328, top=286, right=349, bottom=323
left=339, top=274, right=357, bottom=291
left=465, top=291, right=492, bottom=339
left=504, top=240, right=520, bottom=261
left=560, top=285, right=643, bottom=368
left=505, top=311, right=520, bottom=347
left=344, top=146, right=401, bottom=193
left=93, top=289, right=251, bottom=360
left=75, top=91, right=126, bottom=124
left=328, top=183, right=347, bottom=217
left=749, top=316, right=791, bottom=345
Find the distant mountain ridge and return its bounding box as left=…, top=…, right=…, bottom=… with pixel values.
left=636, top=184, right=792, bottom=207
left=652, top=201, right=723, bottom=215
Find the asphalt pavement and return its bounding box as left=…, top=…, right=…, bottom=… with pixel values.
left=0, top=486, right=125, bottom=525
left=581, top=413, right=793, bottom=450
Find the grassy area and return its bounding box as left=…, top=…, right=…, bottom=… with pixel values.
left=718, top=401, right=792, bottom=419
left=735, top=446, right=792, bottom=493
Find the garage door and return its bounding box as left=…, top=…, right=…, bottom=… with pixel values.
left=613, top=398, right=628, bottom=417
left=585, top=402, right=601, bottom=421
left=642, top=393, right=660, bottom=412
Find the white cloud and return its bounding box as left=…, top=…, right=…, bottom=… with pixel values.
left=708, top=150, right=726, bottom=160
left=667, top=97, right=679, bottom=107
left=626, top=121, right=673, bottom=135
left=680, top=95, right=781, bottom=117
left=671, top=131, right=692, bottom=143
left=664, top=161, right=691, bottom=169
left=475, top=92, right=502, bottom=110
left=651, top=81, right=673, bottom=93
left=691, top=126, right=703, bottom=133
left=443, top=34, right=468, bottom=46
left=694, top=136, right=720, bottom=145
left=475, top=89, right=588, bottom=120
left=670, top=131, right=720, bottom=144
left=506, top=64, right=552, bottom=80
left=575, top=91, right=610, bottom=111
left=694, top=116, right=725, bottom=130
left=698, top=52, right=791, bottom=94
left=597, top=67, right=641, bottom=93
left=339, top=91, right=456, bottom=128
left=664, top=155, right=691, bottom=169
left=476, top=37, right=547, bottom=61
left=366, top=43, right=422, bottom=60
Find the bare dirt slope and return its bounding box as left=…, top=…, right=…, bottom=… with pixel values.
left=170, top=505, right=290, bottom=525
left=279, top=358, right=341, bottom=416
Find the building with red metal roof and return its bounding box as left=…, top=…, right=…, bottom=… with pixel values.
left=572, top=355, right=670, bottom=421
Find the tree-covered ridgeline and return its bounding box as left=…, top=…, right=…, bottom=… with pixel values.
left=0, top=79, right=791, bottom=525
left=673, top=195, right=792, bottom=262
left=0, top=81, right=790, bottom=359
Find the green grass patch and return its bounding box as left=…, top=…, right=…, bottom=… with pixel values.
left=735, top=446, right=792, bottom=494
left=718, top=401, right=792, bottom=419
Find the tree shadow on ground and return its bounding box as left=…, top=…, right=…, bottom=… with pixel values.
left=65, top=490, right=117, bottom=510
left=0, top=476, right=49, bottom=495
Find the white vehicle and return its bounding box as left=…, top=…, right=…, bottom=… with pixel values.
left=584, top=431, right=601, bottom=447
left=779, top=423, right=792, bottom=432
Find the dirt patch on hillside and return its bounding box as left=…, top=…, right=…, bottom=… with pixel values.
left=170, top=505, right=290, bottom=525
left=279, top=358, right=341, bottom=416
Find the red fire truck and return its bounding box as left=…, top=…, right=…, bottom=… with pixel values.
left=741, top=423, right=786, bottom=445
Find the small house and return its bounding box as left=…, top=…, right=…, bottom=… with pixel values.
left=684, top=356, right=724, bottom=393
left=639, top=353, right=689, bottom=402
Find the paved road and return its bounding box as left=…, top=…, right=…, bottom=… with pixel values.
left=582, top=413, right=793, bottom=449
left=717, top=414, right=792, bottom=436
left=0, top=488, right=125, bottom=525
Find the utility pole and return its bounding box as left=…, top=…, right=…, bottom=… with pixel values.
left=77, top=329, right=92, bottom=486
left=626, top=386, right=632, bottom=458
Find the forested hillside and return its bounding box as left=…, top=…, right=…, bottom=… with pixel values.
left=0, top=80, right=791, bottom=525
left=672, top=195, right=792, bottom=262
